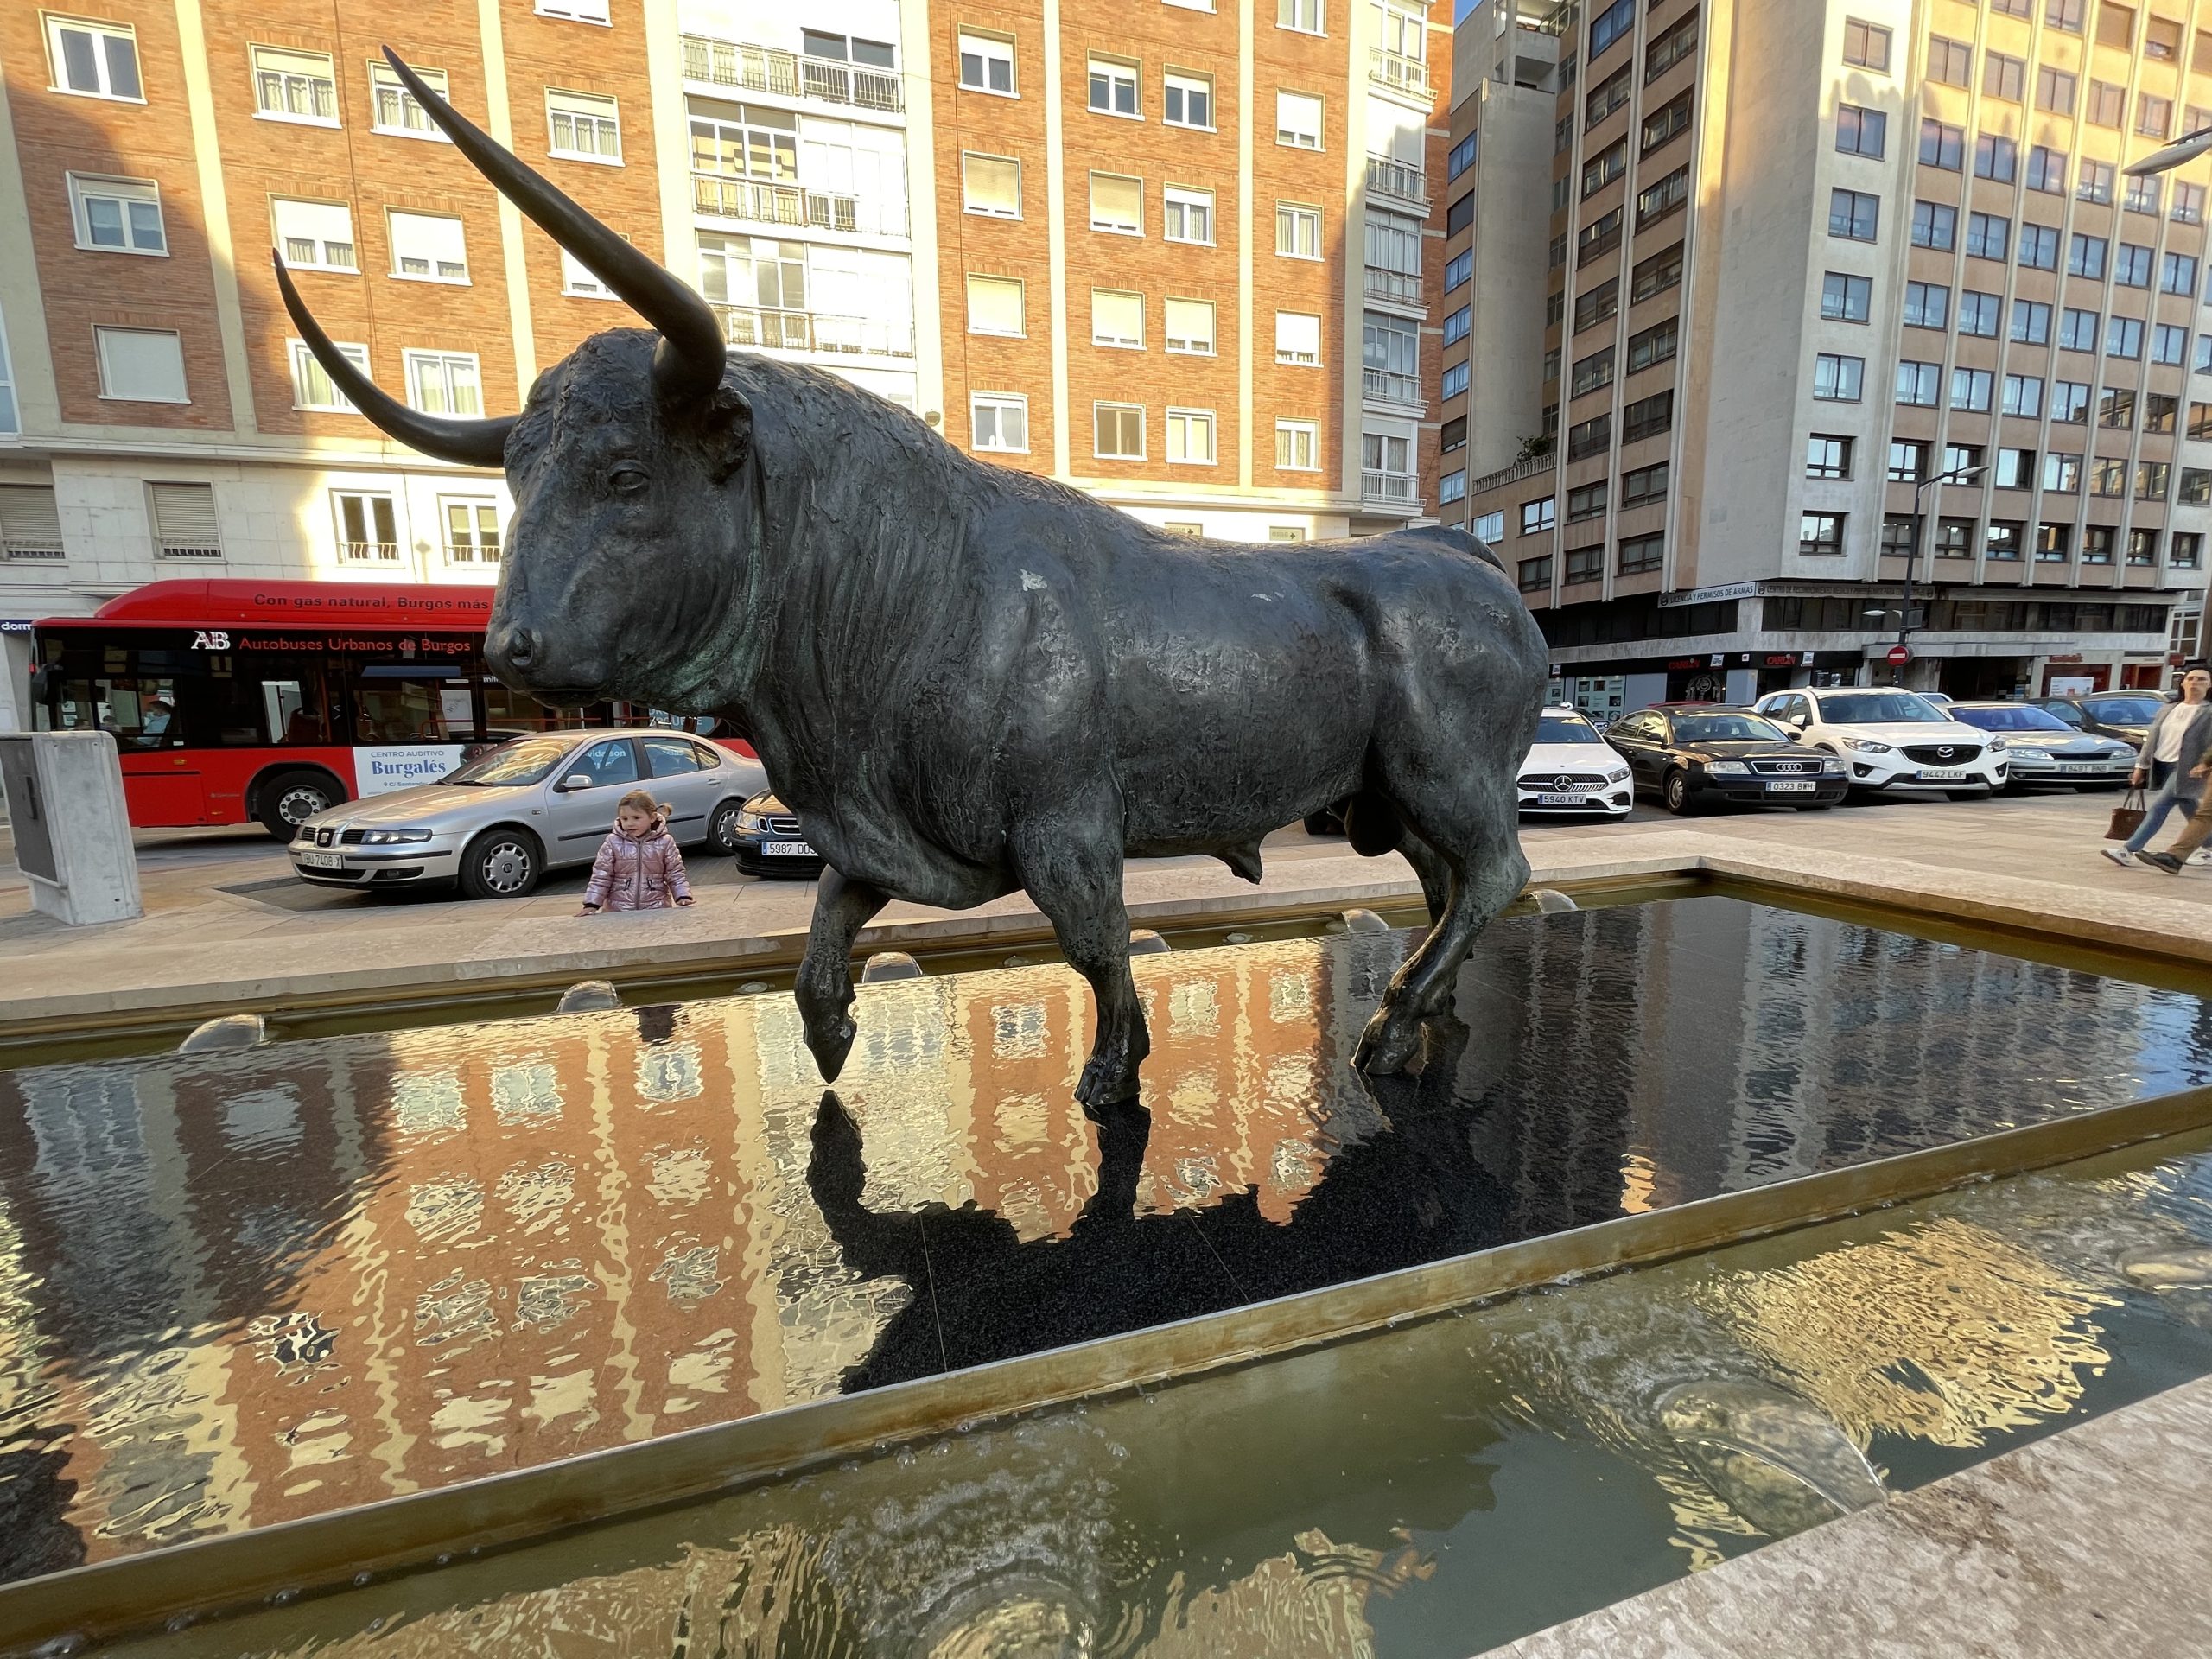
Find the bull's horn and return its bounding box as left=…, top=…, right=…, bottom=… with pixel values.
left=379, top=48, right=727, bottom=405
left=272, top=252, right=516, bottom=468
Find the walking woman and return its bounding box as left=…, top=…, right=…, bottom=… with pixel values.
left=2104, top=662, right=2212, bottom=867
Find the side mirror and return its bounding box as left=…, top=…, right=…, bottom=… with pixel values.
left=561, top=772, right=594, bottom=791
left=1784, top=726, right=1802, bottom=741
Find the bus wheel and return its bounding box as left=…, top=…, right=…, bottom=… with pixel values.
left=459, top=828, right=542, bottom=900
left=257, top=769, right=343, bottom=840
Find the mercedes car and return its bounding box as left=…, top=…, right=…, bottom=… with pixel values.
left=1516, top=706, right=1636, bottom=817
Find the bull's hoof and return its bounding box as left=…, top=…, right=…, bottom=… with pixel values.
left=1353, top=1007, right=1424, bottom=1076
left=1076, top=1052, right=1141, bottom=1116
left=804, top=1014, right=858, bottom=1083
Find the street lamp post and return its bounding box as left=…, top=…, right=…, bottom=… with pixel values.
left=1902, top=462, right=1988, bottom=682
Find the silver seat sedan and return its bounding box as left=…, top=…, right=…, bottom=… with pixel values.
left=289, top=728, right=767, bottom=899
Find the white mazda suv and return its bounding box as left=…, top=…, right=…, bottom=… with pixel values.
left=1750, top=688, right=2009, bottom=797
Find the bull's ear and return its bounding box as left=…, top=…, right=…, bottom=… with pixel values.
left=702, top=383, right=753, bottom=483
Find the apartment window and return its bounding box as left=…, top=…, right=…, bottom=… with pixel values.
left=2050, top=0, right=2085, bottom=28
left=963, top=153, right=1021, bottom=218
left=252, top=46, right=336, bottom=123
left=2079, top=161, right=2115, bottom=204
left=1984, top=522, right=2024, bottom=562
left=1885, top=441, right=1927, bottom=482
left=1965, top=213, right=2008, bottom=260
left=2097, top=0, right=2136, bottom=46
left=1904, top=283, right=1950, bottom=329
left=389, top=210, right=467, bottom=282
left=1641, top=91, right=1692, bottom=156
left=2004, top=374, right=2045, bottom=417
left=1912, top=201, right=1956, bottom=250
left=1920, top=119, right=1964, bottom=170
left=1957, top=291, right=1999, bottom=338
left=2091, top=457, right=2128, bottom=496
left=1644, top=12, right=1696, bottom=80
left=271, top=198, right=355, bottom=272
left=2024, top=148, right=2066, bottom=195
left=2125, top=529, right=2159, bottom=568
left=1837, top=105, right=1886, bottom=158
left=2101, top=387, right=2138, bottom=428
left=1626, top=319, right=1676, bottom=372
left=1927, top=36, right=1971, bottom=87
left=1453, top=194, right=1478, bottom=238
left=1164, top=185, right=1212, bottom=244
left=958, top=33, right=1015, bottom=94
left=289, top=338, right=366, bottom=410
left=404, top=350, right=481, bottom=416
left=46, top=16, right=140, bottom=99
left=1163, top=296, right=1214, bottom=356
left=1442, top=251, right=1473, bottom=299
left=1522, top=497, right=1557, bottom=534
left=1554, top=544, right=1600, bottom=584
left=1951, top=369, right=1993, bottom=411
left=1636, top=167, right=1688, bottom=228
left=1094, top=404, right=1145, bottom=459
left=1829, top=188, right=1878, bottom=242
left=1617, top=533, right=1663, bottom=575
left=1277, top=202, right=1322, bottom=258
left=1440, top=416, right=1465, bottom=455
left=1631, top=243, right=1683, bottom=303
left=2044, top=452, right=2082, bottom=493
left=2053, top=380, right=2090, bottom=422
left=1571, top=347, right=1616, bottom=397
left=94, top=327, right=186, bottom=402
left=2106, top=316, right=2145, bottom=359
left=1879, top=515, right=1915, bottom=556
left=1843, top=17, right=1891, bottom=70
left=333, top=491, right=398, bottom=562
left=547, top=89, right=620, bottom=162
left=1279, top=0, right=1324, bottom=32
left=1934, top=518, right=1974, bottom=557
left=2136, top=463, right=2171, bottom=503
left=2147, top=393, right=2178, bottom=433
left=67, top=175, right=164, bottom=255
left=1623, top=391, right=1672, bottom=442
left=1517, top=556, right=1552, bottom=592
left=2154, top=323, right=2190, bottom=365
left=2126, top=174, right=2165, bottom=216
left=371, top=60, right=449, bottom=137
left=1983, top=54, right=2024, bottom=103
left=2114, top=243, right=2152, bottom=287
left=1277, top=91, right=1323, bottom=149
left=2082, top=526, right=2116, bottom=563
left=1578, top=208, right=1624, bottom=264
left=1090, top=173, right=1142, bottom=234
left=1583, top=137, right=1628, bottom=197
left=1163, top=70, right=1212, bottom=129
left=2036, top=523, right=2078, bottom=560
left=2011, top=301, right=2051, bottom=346
left=2037, top=67, right=2075, bottom=116
left=1814, top=353, right=1865, bottom=402
left=1799, top=513, right=1846, bottom=557
left=2176, top=533, right=2204, bottom=569
left=1439, top=471, right=1466, bottom=505
left=1276, top=420, right=1319, bottom=470
left=1942, top=443, right=1983, bottom=477
left=2069, top=237, right=2107, bottom=283
left=1896, top=360, right=1941, bottom=406
left=538, top=0, right=612, bottom=17
left=2018, top=225, right=2059, bottom=271
left=1566, top=480, right=1607, bottom=523
left=1586, top=66, right=1631, bottom=128
left=2176, top=184, right=2207, bottom=226
left=1621, top=461, right=1669, bottom=507
left=1974, top=133, right=2016, bottom=182
left=2164, top=252, right=2201, bottom=296
left=1441, top=361, right=1469, bottom=398
left=966, top=274, right=1025, bottom=335
left=1820, top=272, right=1871, bottom=323
left=442, top=499, right=501, bottom=563
left=2087, top=79, right=2124, bottom=127
left=1805, top=435, right=1853, bottom=480
left=1166, top=408, right=1215, bottom=464
left=2139, top=94, right=2172, bottom=140
left=1277, top=311, right=1321, bottom=364
left=1993, top=448, right=2035, bottom=490
left=971, top=392, right=1029, bottom=453
left=1091, top=289, right=1144, bottom=348
left=1443, top=306, right=1471, bottom=347
left=1568, top=414, right=1611, bottom=458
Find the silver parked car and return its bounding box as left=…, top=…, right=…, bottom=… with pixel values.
left=289, top=728, right=767, bottom=899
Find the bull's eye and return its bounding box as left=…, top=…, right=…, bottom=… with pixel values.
left=608, top=464, right=649, bottom=495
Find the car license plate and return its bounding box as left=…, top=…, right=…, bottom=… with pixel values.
left=299, top=850, right=345, bottom=870
left=1536, top=792, right=1588, bottom=806
left=1919, top=767, right=1968, bottom=782
left=2059, top=763, right=2102, bottom=773
left=763, top=840, right=817, bottom=858
left=1766, top=780, right=1816, bottom=793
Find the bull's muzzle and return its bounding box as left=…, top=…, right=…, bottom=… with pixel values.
left=485, top=623, right=608, bottom=702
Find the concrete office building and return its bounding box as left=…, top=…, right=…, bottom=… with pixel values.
left=1439, top=0, right=2212, bottom=715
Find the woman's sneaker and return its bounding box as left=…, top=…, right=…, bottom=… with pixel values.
left=2139, top=851, right=2186, bottom=874
left=2101, top=847, right=2136, bottom=867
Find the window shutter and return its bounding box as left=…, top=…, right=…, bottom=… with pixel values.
left=0, top=486, right=65, bottom=559
left=149, top=481, right=220, bottom=558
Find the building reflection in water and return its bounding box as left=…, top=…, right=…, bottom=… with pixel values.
left=0, top=896, right=2208, bottom=1586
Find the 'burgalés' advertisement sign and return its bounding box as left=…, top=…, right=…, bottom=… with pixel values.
left=356, top=746, right=467, bottom=795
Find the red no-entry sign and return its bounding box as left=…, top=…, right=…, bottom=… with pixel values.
left=1885, top=644, right=1911, bottom=664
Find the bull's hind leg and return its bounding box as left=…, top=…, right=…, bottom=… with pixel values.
left=1397, top=827, right=1453, bottom=929
left=796, top=868, right=889, bottom=1083
left=1353, top=793, right=1529, bottom=1077
left=1013, top=817, right=1150, bottom=1113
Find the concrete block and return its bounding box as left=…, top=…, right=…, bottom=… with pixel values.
left=0, top=732, right=143, bottom=925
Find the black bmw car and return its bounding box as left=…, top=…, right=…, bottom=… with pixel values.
left=1603, top=704, right=1849, bottom=814
left=730, top=790, right=826, bottom=879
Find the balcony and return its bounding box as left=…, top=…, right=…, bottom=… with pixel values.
left=1369, top=47, right=1429, bottom=99
left=681, top=35, right=902, bottom=113
left=1364, top=154, right=1428, bottom=207
left=1361, top=469, right=1421, bottom=508
left=711, top=303, right=914, bottom=359
left=1363, top=264, right=1423, bottom=305
left=1, top=540, right=64, bottom=561
left=1362, top=367, right=1423, bottom=408
left=339, top=542, right=401, bottom=563
left=693, top=173, right=860, bottom=233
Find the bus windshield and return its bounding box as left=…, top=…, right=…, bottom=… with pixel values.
left=440, top=736, right=579, bottom=787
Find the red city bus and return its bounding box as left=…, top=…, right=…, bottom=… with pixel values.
left=28, top=579, right=670, bottom=836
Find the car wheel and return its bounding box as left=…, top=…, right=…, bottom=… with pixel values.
left=707, top=798, right=743, bottom=856
left=1662, top=770, right=1694, bottom=815
left=458, top=828, right=542, bottom=900
left=257, top=769, right=343, bottom=840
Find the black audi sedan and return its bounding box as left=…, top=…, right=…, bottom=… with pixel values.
left=1603, top=704, right=1849, bottom=814
left=729, top=790, right=826, bottom=879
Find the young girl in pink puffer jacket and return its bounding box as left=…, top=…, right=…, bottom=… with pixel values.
left=578, top=790, right=695, bottom=914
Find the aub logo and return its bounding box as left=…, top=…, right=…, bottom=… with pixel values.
left=193, top=629, right=232, bottom=650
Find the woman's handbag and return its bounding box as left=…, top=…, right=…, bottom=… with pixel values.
left=2107, top=787, right=2148, bottom=842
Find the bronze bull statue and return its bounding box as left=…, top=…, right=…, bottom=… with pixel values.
left=279, top=51, right=1548, bottom=1109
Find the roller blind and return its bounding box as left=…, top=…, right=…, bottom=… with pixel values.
left=965, top=275, right=1024, bottom=335
left=0, top=486, right=64, bottom=558
left=149, top=482, right=220, bottom=558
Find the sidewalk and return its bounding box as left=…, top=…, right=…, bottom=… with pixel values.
left=1, top=792, right=2207, bottom=1027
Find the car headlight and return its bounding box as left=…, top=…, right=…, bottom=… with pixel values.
left=1843, top=737, right=1893, bottom=753
left=1986, top=736, right=2009, bottom=752
left=1820, top=759, right=1846, bottom=773
left=1605, top=767, right=1630, bottom=784
left=736, top=810, right=768, bottom=832
left=359, top=829, right=433, bottom=844
left=1705, top=760, right=1750, bottom=775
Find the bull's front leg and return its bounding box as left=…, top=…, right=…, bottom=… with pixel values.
left=1012, top=819, right=1149, bottom=1115
left=795, top=867, right=888, bottom=1083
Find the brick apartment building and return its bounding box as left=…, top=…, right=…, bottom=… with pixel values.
left=0, top=0, right=1454, bottom=726
left=1439, top=0, right=2212, bottom=713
